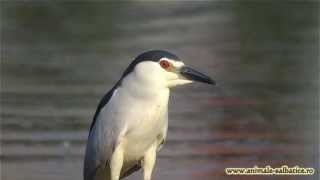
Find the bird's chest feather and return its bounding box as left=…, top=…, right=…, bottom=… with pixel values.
left=126, top=100, right=166, bottom=139
left=118, top=86, right=169, bottom=158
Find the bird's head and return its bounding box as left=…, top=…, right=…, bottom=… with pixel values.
left=120, top=50, right=215, bottom=89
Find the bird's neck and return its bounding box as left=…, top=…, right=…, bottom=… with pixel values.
left=120, top=74, right=169, bottom=100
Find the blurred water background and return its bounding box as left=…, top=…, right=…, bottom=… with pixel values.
left=1, top=1, right=319, bottom=180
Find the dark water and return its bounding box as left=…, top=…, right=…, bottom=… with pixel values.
left=1, top=1, right=319, bottom=180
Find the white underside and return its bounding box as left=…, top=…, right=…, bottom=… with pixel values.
left=91, top=77, right=169, bottom=166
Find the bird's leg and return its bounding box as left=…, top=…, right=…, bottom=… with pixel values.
left=142, top=143, right=157, bottom=180
left=110, top=142, right=124, bottom=180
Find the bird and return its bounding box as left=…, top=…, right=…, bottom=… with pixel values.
left=83, top=50, right=215, bottom=180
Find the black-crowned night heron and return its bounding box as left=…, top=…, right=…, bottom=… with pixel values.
left=84, top=50, right=215, bottom=180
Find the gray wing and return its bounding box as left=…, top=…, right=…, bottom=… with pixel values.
left=84, top=87, right=116, bottom=180
left=84, top=86, right=143, bottom=180
left=89, top=86, right=117, bottom=132
left=84, top=142, right=110, bottom=180
left=84, top=118, right=111, bottom=180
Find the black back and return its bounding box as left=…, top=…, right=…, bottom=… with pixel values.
left=88, top=50, right=179, bottom=132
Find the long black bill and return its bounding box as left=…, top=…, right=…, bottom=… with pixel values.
left=180, top=66, right=215, bottom=85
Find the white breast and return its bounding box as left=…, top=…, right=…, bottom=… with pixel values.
left=121, top=82, right=169, bottom=159
left=94, top=70, right=170, bottom=162
left=123, top=100, right=168, bottom=160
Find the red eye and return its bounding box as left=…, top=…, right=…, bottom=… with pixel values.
left=160, top=60, right=170, bottom=69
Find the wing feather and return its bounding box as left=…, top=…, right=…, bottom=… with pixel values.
left=84, top=87, right=117, bottom=180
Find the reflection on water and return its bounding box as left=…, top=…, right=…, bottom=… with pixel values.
left=1, top=1, right=319, bottom=180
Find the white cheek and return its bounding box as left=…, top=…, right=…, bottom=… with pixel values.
left=134, top=61, right=167, bottom=86
left=164, top=71, right=179, bottom=80
left=135, top=62, right=160, bottom=76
